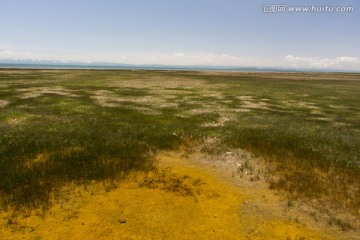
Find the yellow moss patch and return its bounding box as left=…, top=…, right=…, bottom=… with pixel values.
left=24, top=152, right=50, bottom=169
left=23, top=147, right=85, bottom=170
left=1, top=152, right=330, bottom=239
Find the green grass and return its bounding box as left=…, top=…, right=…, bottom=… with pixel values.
left=0, top=70, right=359, bottom=223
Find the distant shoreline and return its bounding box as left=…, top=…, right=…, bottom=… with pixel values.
left=1, top=63, right=359, bottom=74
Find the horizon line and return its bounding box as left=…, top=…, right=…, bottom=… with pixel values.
left=1, top=59, right=359, bottom=74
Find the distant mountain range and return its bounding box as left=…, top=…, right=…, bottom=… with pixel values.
left=0, top=59, right=357, bottom=73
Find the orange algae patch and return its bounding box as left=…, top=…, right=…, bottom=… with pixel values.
left=1, top=152, right=327, bottom=239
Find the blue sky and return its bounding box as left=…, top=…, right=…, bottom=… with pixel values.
left=0, top=0, right=359, bottom=70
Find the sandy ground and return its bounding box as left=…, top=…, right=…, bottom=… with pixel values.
left=0, top=151, right=358, bottom=240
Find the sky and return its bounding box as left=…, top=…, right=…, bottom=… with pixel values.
left=0, top=0, right=359, bottom=71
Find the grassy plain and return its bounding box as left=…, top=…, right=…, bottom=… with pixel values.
left=0, top=69, right=359, bottom=234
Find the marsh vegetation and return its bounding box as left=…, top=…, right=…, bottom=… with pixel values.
left=0, top=69, right=359, bottom=229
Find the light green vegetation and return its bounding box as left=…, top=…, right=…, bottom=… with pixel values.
left=0, top=69, right=359, bottom=227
